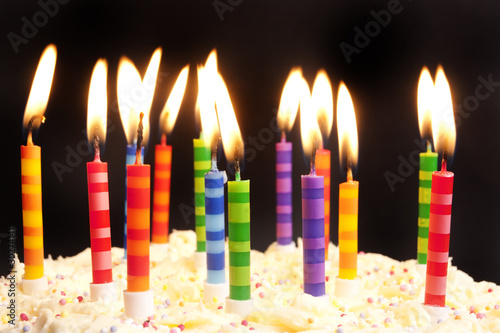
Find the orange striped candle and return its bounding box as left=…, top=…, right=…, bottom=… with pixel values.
left=21, top=145, right=44, bottom=280
left=338, top=180, right=359, bottom=280
left=315, top=148, right=331, bottom=260
left=152, top=136, right=172, bottom=243
left=126, top=164, right=150, bottom=292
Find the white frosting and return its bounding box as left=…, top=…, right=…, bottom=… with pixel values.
left=1, top=230, right=498, bottom=332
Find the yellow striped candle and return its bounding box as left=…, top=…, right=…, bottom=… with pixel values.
left=21, top=145, right=44, bottom=280
left=338, top=180, right=359, bottom=280
left=194, top=138, right=211, bottom=252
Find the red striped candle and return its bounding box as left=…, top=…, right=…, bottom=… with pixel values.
left=87, top=161, right=112, bottom=284
left=127, top=164, right=151, bottom=292
left=424, top=168, right=453, bottom=307
left=151, top=142, right=172, bottom=243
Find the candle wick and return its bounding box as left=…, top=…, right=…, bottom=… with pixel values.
left=210, top=137, right=218, bottom=171
left=310, top=136, right=318, bottom=176
left=346, top=154, right=353, bottom=182
left=442, top=149, right=448, bottom=172
left=426, top=140, right=432, bottom=153
left=281, top=130, right=286, bottom=142
left=27, top=115, right=46, bottom=146
left=234, top=141, right=241, bottom=181
left=135, top=112, right=144, bottom=165
left=93, top=135, right=101, bottom=162
left=161, top=133, right=167, bottom=146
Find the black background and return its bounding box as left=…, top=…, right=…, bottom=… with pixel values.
left=1, top=0, right=500, bottom=284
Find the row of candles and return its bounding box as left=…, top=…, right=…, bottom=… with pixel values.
left=20, top=44, right=456, bottom=320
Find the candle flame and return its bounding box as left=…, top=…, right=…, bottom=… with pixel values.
left=23, top=44, right=57, bottom=130
left=311, top=70, right=334, bottom=142
left=198, top=50, right=219, bottom=147
left=277, top=68, right=302, bottom=134
left=299, top=77, right=321, bottom=158
left=417, top=66, right=434, bottom=141
left=432, top=66, right=456, bottom=158
left=336, top=82, right=358, bottom=170
left=117, top=47, right=161, bottom=146
left=87, top=59, right=108, bottom=145
left=217, top=73, right=243, bottom=163
left=159, top=65, right=189, bottom=135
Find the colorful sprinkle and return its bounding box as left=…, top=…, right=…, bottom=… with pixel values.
left=23, top=326, right=30, bottom=332
left=20, top=313, right=29, bottom=321
left=384, top=318, right=392, bottom=323
left=359, top=312, right=366, bottom=319
left=217, top=306, right=223, bottom=310
left=495, top=304, right=500, bottom=310
left=100, top=328, right=108, bottom=333
left=161, top=314, right=168, bottom=320
left=400, top=284, right=407, bottom=292
left=488, top=288, right=493, bottom=293
left=255, top=283, right=261, bottom=288
left=367, top=297, right=374, bottom=303
left=308, top=317, right=314, bottom=324
left=59, top=299, right=66, bottom=305
left=336, top=328, right=344, bottom=333
left=178, top=324, right=185, bottom=331
left=476, top=313, right=487, bottom=319
left=77, top=296, right=83, bottom=303
left=110, top=326, right=117, bottom=332
left=241, top=320, right=248, bottom=326
left=259, top=292, right=265, bottom=298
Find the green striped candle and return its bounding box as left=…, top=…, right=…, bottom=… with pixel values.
left=194, top=138, right=211, bottom=252
left=228, top=179, right=251, bottom=301
left=417, top=150, right=438, bottom=264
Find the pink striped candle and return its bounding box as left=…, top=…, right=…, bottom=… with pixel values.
left=276, top=140, right=293, bottom=245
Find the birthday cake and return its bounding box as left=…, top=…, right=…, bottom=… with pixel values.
left=1, top=230, right=499, bottom=333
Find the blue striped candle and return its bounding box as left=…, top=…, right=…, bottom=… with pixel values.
left=301, top=175, right=325, bottom=297
left=205, top=171, right=226, bottom=284
left=276, top=141, right=293, bottom=245
left=123, top=144, right=144, bottom=258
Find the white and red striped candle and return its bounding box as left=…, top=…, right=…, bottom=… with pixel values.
left=424, top=161, right=453, bottom=307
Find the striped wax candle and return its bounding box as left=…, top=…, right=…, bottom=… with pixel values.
left=417, top=151, right=438, bottom=264
left=123, top=145, right=143, bottom=258
left=301, top=175, right=325, bottom=297
left=276, top=141, right=293, bottom=246
left=87, top=161, right=112, bottom=284
left=424, top=169, right=453, bottom=307
left=228, top=180, right=251, bottom=301
left=21, top=145, right=44, bottom=281
left=126, top=164, right=150, bottom=292
left=152, top=144, right=172, bottom=243
left=194, top=138, right=211, bottom=252
left=205, top=171, right=226, bottom=284
left=338, top=180, right=359, bottom=280
left=315, top=148, right=331, bottom=260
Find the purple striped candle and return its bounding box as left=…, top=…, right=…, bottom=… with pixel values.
left=276, top=141, right=293, bottom=245
left=301, top=175, right=325, bottom=297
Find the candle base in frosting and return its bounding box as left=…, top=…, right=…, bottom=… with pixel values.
left=225, top=297, right=254, bottom=317
left=423, top=304, right=450, bottom=324
left=335, top=276, right=360, bottom=298
left=22, top=276, right=48, bottom=295
left=123, top=289, right=154, bottom=319
left=90, top=281, right=117, bottom=302
left=275, top=241, right=296, bottom=253
left=203, top=280, right=229, bottom=304
left=194, top=251, right=207, bottom=271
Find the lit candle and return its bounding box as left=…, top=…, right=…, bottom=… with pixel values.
left=193, top=56, right=214, bottom=269
left=123, top=113, right=154, bottom=319
left=335, top=82, right=360, bottom=298
left=275, top=68, right=301, bottom=249
left=86, top=59, right=117, bottom=302
left=117, top=48, right=161, bottom=257
left=199, top=52, right=229, bottom=303
left=311, top=70, right=334, bottom=260
left=21, top=44, right=56, bottom=295
left=217, top=72, right=254, bottom=317
left=416, top=67, right=438, bottom=267
left=152, top=65, right=189, bottom=243
left=424, top=67, right=456, bottom=311
left=299, top=77, right=326, bottom=298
